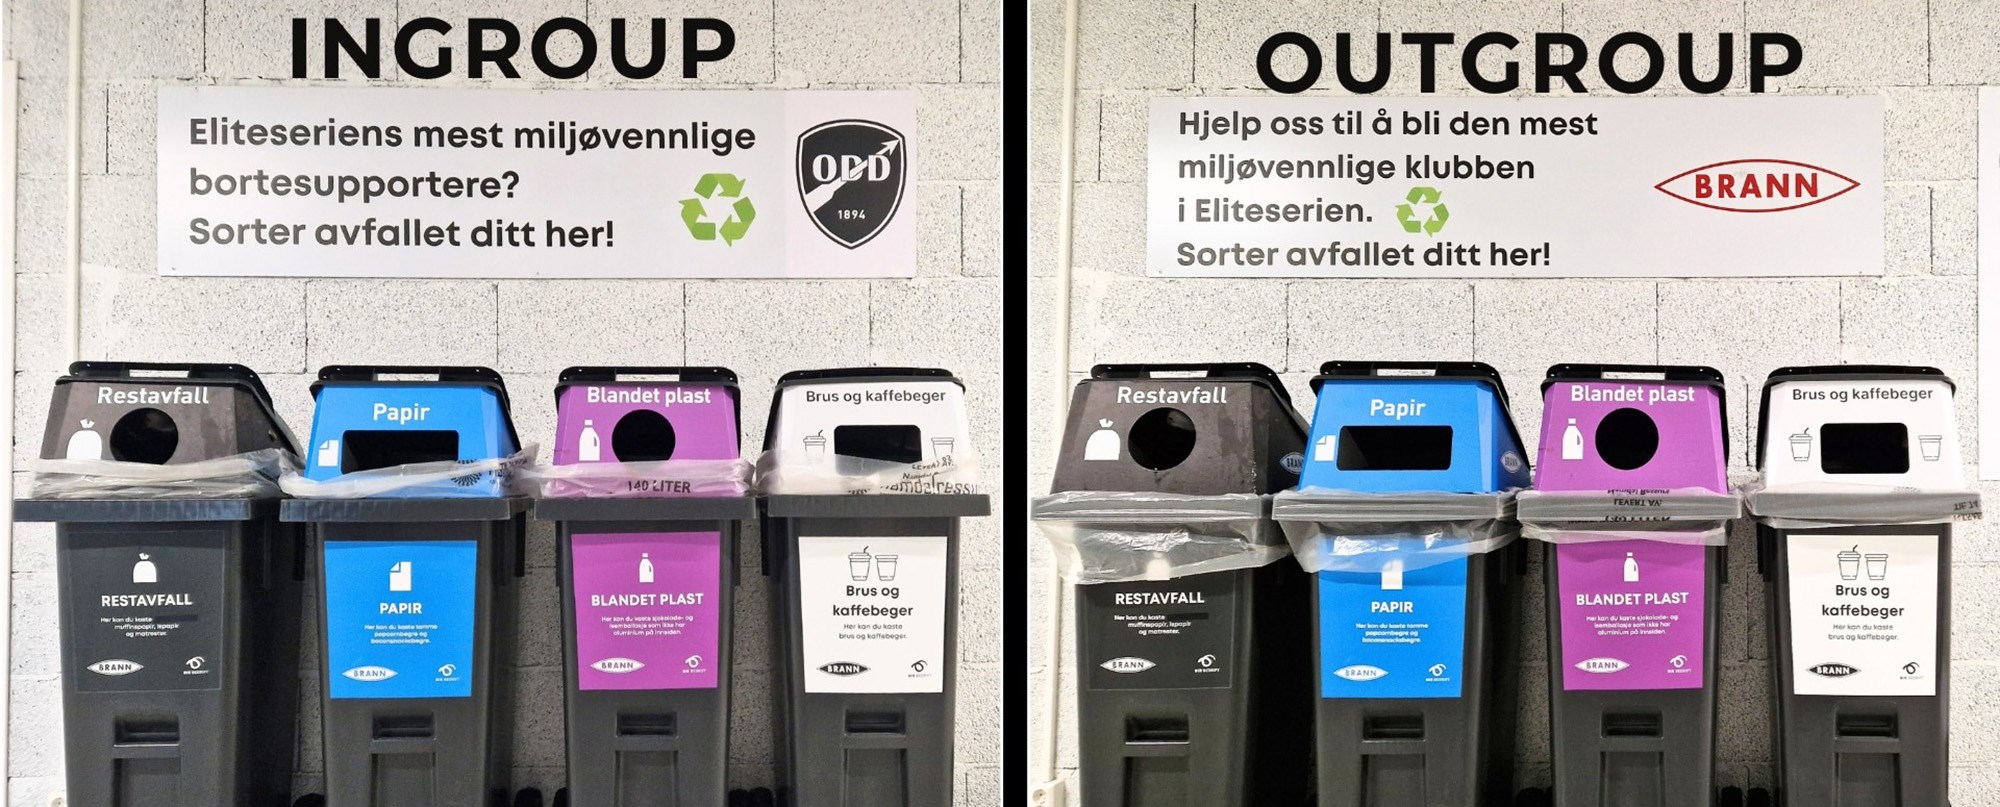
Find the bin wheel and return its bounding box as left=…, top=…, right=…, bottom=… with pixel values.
left=1718, top=785, right=1744, bottom=807
left=749, top=786, right=776, bottom=807
left=291, top=796, right=327, bottom=807
left=1515, top=787, right=1551, bottom=807
left=1746, top=788, right=1772, bottom=807
left=551, top=787, right=568, bottom=807
left=513, top=787, right=544, bottom=807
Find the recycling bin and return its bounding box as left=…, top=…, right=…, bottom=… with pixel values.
left=531, top=367, right=756, bottom=807
left=281, top=366, right=529, bottom=807
left=759, top=368, right=988, bottom=807
left=1034, top=363, right=1313, bottom=807
left=1521, top=364, right=1737, bottom=807
left=15, top=361, right=303, bottom=807
left=1272, top=361, right=1529, bottom=807
left=1751, top=366, right=1975, bottom=806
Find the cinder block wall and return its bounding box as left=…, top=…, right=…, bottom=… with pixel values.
left=3, top=1, right=1003, bottom=803
left=1029, top=0, right=2000, bottom=798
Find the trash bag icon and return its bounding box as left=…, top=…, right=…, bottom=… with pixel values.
left=1084, top=420, right=1120, bottom=461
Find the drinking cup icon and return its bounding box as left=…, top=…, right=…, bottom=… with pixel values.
left=1837, top=548, right=1861, bottom=580
left=1790, top=430, right=1812, bottom=461
left=876, top=554, right=899, bottom=581
left=1866, top=554, right=1889, bottom=581
left=848, top=550, right=871, bottom=581
left=1920, top=435, right=1943, bottom=462
left=931, top=437, right=954, bottom=459
left=804, top=431, right=829, bottom=462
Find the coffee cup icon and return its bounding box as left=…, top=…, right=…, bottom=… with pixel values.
left=1790, top=428, right=1812, bottom=461
left=931, top=437, right=954, bottom=459
left=1920, top=435, right=1942, bottom=462
left=1866, top=553, right=1889, bottom=581
left=848, top=548, right=871, bottom=581
left=804, top=431, right=828, bottom=463
left=1838, top=547, right=1861, bottom=581
left=876, top=554, right=899, bottom=581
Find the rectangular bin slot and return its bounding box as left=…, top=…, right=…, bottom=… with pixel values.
left=1337, top=426, right=1453, bottom=471
left=1361, top=755, right=1426, bottom=806
left=833, top=424, right=923, bottom=463
left=617, top=711, right=677, bottom=737
left=1362, top=713, right=1425, bottom=741
left=844, top=748, right=909, bottom=807
left=616, top=750, right=678, bottom=807
left=371, top=753, right=435, bottom=807
left=1819, top=423, right=1910, bottom=475
left=372, top=713, right=435, bottom=740
left=341, top=430, right=459, bottom=473
left=1123, top=756, right=1188, bottom=807
left=113, top=715, right=180, bottom=746
left=1601, top=752, right=1664, bottom=805
left=1125, top=714, right=1190, bottom=744
left=1836, top=713, right=1899, bottom=739
left=1835, top=753, right=1900, bottom=804
left=113, top=757, right=182, bottom=807
left=845, top=707, right=907, bottom=736
left=1602, top=711, right=1663, bottom=738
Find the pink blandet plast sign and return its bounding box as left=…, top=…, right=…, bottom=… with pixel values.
left=571, top=531, right=722, bottom=691
left=552, top=383, right=739, bottom=465
left=1540, top=379, right=1726, bottom=692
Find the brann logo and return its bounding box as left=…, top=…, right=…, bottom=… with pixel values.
left=1655, top=159, right=1859, bottom=213
left=1809, top=662, right=1860, bottom=678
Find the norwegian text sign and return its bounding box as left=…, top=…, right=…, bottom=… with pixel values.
left=1148, top=96, right=1883, bottom=277
left=158, top=86, right=916, bottom=277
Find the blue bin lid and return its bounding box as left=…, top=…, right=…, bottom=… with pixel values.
left=1298, top=361, right=1528, bottom=494
left=299, top=366, right=521, bottom=488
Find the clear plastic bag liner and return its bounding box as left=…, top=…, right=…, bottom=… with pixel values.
left=755, top=449, right=982, bottom=495
left=1517, top=487, right=1738, bottom=547
left=1743, top=479, right=1982, bottom=528
left=279, top=445, right=535, bottom=499
left=1271, top=488, right=1517, bottom=575
left=30, top=447, right=298, bottom=499
left=1030, top=491, right=1283, bottom=584
left=520, top=458, right=753, bottom=498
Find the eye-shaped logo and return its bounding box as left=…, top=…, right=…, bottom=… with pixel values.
left=342, top=665, right=397, bottom=682
left=1196, top=655, right=1217, bottom=668
left=1101, top=657, right=1155, bottom=674
left=592, top=658, right=644, bottom=674
left=1903, top=661, right=1921, bottom=676
left=1576, top=657, right=1630, bottom=674
left=1809, top=663, right=1860, bottom=678
left=1670, top=655, right=1688, bottom=669
left=1654, top=159, right=1859, bottom=213
left=1428, top=663, right=1448, bottom=678
left=819, top=662, right=869, bottom=677
left=1333, top=664, right=1388, bottom=682
left=87, top=659, right=143, bottom=676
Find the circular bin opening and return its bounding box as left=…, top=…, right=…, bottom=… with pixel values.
left=1127, top=407, right=1197, bottom=471
left=109, top=408, right=179, bottom=464
left=611, top=409, right=677, bottom=461
left=1594, top=407, right=1659, bottom=471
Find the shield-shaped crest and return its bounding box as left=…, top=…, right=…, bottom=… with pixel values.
left=796, top=119, right=907, bottom=249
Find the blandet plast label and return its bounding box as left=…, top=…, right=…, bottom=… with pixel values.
left=571, top=531, right=721, bottom=691
left=798, top=534, right=947, bottom=694
left=1785, top=532, right=1940, bottom=697
left=1316, top=559, right=1468, bottom=698
left=1557, top=539, right=1706, bottom=691
left=323, top=539, right=478, bottom=699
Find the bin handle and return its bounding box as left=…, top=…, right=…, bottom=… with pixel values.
left=67, top=361, right=277, bottom=404
left=558, top=366, right=739, bottom=385
left=317, top=365, right=505, bottom=385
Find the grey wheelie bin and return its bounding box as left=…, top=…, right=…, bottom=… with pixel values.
left=1034, top=363, right=1314, bottom=807
left=532, top=367, right=755, bottom=807
left=281, top=366, right=530, bottom=807
left=1519, top=364, right=1740, bottom=807
left=1752, top=366, right=1977, bottom=807
left=16, top=361, right=304, bottom=807
left=759, top=368, right=988, bottom=807
left=1272, top=361, right=1529, bottom=807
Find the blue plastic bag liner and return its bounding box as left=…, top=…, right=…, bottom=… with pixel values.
left=281, top=445, right=534, bottom=499
left=756, top=449, right=981, bottom=495
left=1517, top=487, right=1742, bottom=547
left=1031, top=490, right=1283, bottom=583
left=1272, top=488, right=1517, bottom=575
left=30, top=447, right=296, bottom=499
left=520, top=457, right=752, bottom=499
left=322, top=538, right=478, bottom=699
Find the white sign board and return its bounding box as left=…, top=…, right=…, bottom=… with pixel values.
left=1148, top=96, right=1883, bottom=278
left=158, top=86, right=916, bottom=278
left=798, top=534, right=948, bottom=694
left=1784, top=533, right=1939, bottom=697
left=1979, top=87, right=2000, bottom=478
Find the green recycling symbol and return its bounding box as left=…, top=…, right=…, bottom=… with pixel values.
left=680, top=173, right=756, bottom=246
left=1396, top=186, right=1449, bottom=236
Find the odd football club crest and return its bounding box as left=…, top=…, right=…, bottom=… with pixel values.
left=796, top=120, right=908, bottom=249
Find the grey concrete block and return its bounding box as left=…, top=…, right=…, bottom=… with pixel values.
left=1194, top=1, right=1376, bottom=90
left=916, top=183, right=965, bottom=278
left=959, top=564, right=1000, bottom=664
left=1289, top=280, right=1474, bottom=368
left=1513, top=656, right=1551, bottom=766
left=508, top=666, right=568, bottom=767
left=1474, top=280, right=1657, bottom=372
left=1930, top=0, right=2000, bottom=84
left=727, top=763, right=777, bottom=790
left=917, top=86, right=1004, bottom=182
left=525, top=520, right=559, bottom=570
left=15, top=78, right=106, bottom=177
left=511, top=565, right=562, bottom=669
left=774, top=0, right=957, bottom=84
left=1717, top=521, right=1758, bottom=663
left=1075, top=0, right=1192, bottom=89
left=959, top=511, right=1001, bottom=572
left=1716, top=662, right=1772, bottom=765
left=1032, top=91, right=1099, bottom=183
left=496, top=280, right=685, bottom=372
left=9, top=573, right=58, bottom=677
left=80, top=175, right=156, bottom=272
left=1954, top=565, right=2000, bottom=661
left=1885, top=88, right=1977, bottom=182
left=12, top=522, right=58, bottom=574
left=1883, top=184, right=1932, bottom=277
left=304, top=279, right=497, bottom=367
left=7, top=676, right=63, bottom=777
left=15, top=371, right=63, bottom=469
left=1094, top=93, right=1148, bottom=183
left=82, top=0, right=205, bottom=78
left=962, top=181, right=1000, bottom=278
left=81, top=275, right=309, bottom=372
left=206, top=0, right=397, bottom=80
left=958, top=763, right=1000, bottom=807
left=961, top=0, right=1002, bottom=83
left=1078, top=278, right=1286, bottom=366
left=15, top=177, right=67, bottom=275
left=587, top=0, right=775, bottom=84
left=955, top=663, right=1001, bottom=762
left=728, top=665, right=774, bottom=763
left=1746, top=0, right=1926, bottom=88
left=1067, top=182, right=1147, bottom=277
left=1839, top=278, right=1976, bottom=374
left=295, top=668, right=324, bottom=774
left=869, top=277, right=1003, bottom=368
left=1656, top=280, right=1841, bottom=398
left=684, top=280, right=870, bottom=383
left=1953, top=663, right=2000, bottom=763
left=730, top=567, right=772, bottom=672
left=16, top=273, right=69, bottom=373
left=1933, top=181, right=1977, bottom=277
left=7, top=776, right=64, bottom=807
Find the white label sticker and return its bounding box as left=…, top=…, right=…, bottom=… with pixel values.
left=1785, top=533, right=1940, bottom=697
left=798, top=535, right=948, bottom=694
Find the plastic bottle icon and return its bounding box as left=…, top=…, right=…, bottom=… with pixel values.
left=66, top=420, right=103, bottom=460
left=131, top=553, right=157, bottom=584
left=579, top=419, right=602, bottom=462
left=639, top=552, right=655, bottom=584
left=1084, top=420, right=1120, bottom=461
left=1561, top=418, right=1584, bottom=461
left=1623, top=552, right=1639, bottom=583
